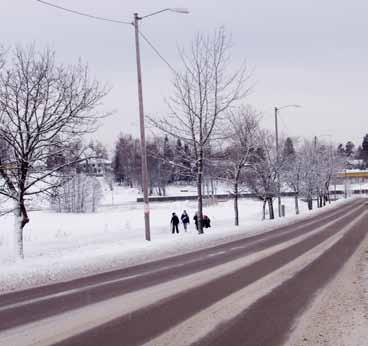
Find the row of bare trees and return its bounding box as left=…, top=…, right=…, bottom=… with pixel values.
left=0, top=28, right=344, bottom=261
left=115, top=28, right=343, bottom=233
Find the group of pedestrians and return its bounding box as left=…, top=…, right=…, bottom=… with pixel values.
left=170, top=211, right=211, bottom=234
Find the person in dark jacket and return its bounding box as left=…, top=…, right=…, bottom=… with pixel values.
left=193, top=212, right=199, bottom=231
left=181, top=210, right=190, bottom=231
left=203, top=215, right=211, bottom=228
left=171, top=212, right=180, bottom=234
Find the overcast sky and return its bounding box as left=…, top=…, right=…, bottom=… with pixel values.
left=1, top=0, right=367, bottom=150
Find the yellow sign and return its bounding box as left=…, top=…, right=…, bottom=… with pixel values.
left=0, top=163, right=17, bottom=169
left=337, top=171, right=368, bottom=178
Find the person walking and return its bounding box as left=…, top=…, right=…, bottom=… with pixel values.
left=193, top=212, right=199, bottom=231
left=181, top=210, right=190, bottom=231
left=203, top=215, right=211, bottom=228
left=171, top=212, right=180, bottom=234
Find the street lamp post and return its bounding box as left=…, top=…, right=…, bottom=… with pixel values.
left=132, top=9, right=189, bottom=241
left=274, top=104, right=301, bottom=218
left=133, top=13, right=150, bottom=241
left=318, top=133, right=333, bottom=203
left=33, top=2, right=189, bottom=242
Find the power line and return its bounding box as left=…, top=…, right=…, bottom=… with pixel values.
left=138, top=30, right=177, bottom=74
left=34, top=0, right=131, bottom=25
left=34, top=1, right=177, bottom=74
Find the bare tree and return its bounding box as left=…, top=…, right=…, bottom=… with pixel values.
left=51, top=173, right=102, bottom=213
left=223, top=105, right=259, bottom=225
left=298, top=139, right=342, bottom=210
left=299, top=141, right=317, bottom=210
left=284, top=152, right=302, bottom=214
left=313, top=140, right=343, bottom=207
left=244, top=130, right=279, bottom=220
left=282, top=137, right=302, bottom=215
left=150, top=28, right=248, bottom=233
left=0, top=46, right=109, bottom=260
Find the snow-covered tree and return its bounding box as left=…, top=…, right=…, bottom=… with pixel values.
left=282, top=138, right=302, bottom=215
left=244, top=130, right=279, bottom=220
left=51, top=174, right=102, bottom=213
left=87, top=140, right=109, bottom=160
left=358, top=134, right=368, bottom=168
left=150, top=28, right=248, bottom=233
left=0, top=46, right=108, bottom=260
left=345, top=141, right=355, bottom=157
left=299, top=139, right=342, bottom=210
left=113, top=134, right=141, bottom=187
left=223, top=105, right=259, bottom=225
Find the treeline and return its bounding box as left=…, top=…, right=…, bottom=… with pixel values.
left=104, top=27, right=347, bottom=233
left=112, top=121, right=343, bottom=224
left=113, top=134, right=194, bottom=196
left=337, top=134, right=368, bottom=167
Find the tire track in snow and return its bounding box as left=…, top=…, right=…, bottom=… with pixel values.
left=143, top=209, right=368, bottom=346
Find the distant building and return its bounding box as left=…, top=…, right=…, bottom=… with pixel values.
left=80, top=158, right=112, bottom=177
left=346, top=159, right=364, bottom=170
left=336, top=169, right=368, bottom=185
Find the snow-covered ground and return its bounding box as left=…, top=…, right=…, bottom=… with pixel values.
left=0, top=184, right=351, bottom=294
left=286, top=224, right=368, bottom=346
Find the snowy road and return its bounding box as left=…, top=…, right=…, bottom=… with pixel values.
left=0, top=198, right=367, bottom=346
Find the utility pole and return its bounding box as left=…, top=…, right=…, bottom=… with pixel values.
left=133, top=13, right=150, bottom=241
left=131, top=8, right=188, bottom=241
left=274, top=107, right=281, bottom=218
left=32, top=3, right=188, bottom=242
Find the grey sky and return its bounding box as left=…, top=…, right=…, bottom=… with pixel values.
left=1, top=0, right=368, bottom=150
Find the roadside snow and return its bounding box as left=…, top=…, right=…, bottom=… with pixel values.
left=0, top=189, right=352, bottom=294
left=286, top=232, right=368, bottom=346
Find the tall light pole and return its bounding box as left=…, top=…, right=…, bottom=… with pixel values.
left=33, top=2, right=189, bottom=241
left=133, top=8, right=189, bottom=241
left=318, top=133, right=333, bottom=203
left=274, top=104, right=301, bottom=217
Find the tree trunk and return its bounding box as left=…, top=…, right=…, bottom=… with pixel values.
left=13, top=200, right=25, bottom=260
left=197, top=152, right=204, bottom=234
left=308, top=198, right=313, bottom=210
left=234, top=181, right=239, bottom=226
left=262, top=199, right=266, bottom=220
left=268, top=197, right=274, bottom=220
left=294, top=193, right=299, bottom=215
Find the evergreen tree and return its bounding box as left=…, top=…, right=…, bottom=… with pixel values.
left=174, top=138, right=185, bottom=181
left=163, top=135, right=174, bottom=183
left=113, top=134, right=140, bottom=186
left=337, top=143, right=345, bottom=156
left=360, top=134, right=368, bottom=166
left=344, top=141, right=355, bottom=157
left=88, top=140, right=108, bottom=159
left=283, top=137, right=296, bottom=159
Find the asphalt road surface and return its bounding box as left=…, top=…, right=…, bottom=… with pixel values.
left=0, top=198, right=367, bottom=346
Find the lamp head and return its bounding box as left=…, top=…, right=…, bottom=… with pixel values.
left=169, top=8, right=190, bottom=14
